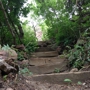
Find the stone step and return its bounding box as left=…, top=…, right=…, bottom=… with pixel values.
left=35, top=47, right=54, bottom=52
left=29, top=59, right=68, bottom=74
left=29, top=57, right=65, bottom=66
left=30, top=71, right=90, bottom=84
left=31, top=51, right=58, bottom=57
left=37, top=40, right=51, bottom=47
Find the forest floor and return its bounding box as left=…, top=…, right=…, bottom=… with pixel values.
left=1, top=72, right=90, bottom=90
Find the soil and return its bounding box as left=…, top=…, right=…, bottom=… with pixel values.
left=0, top=72, right=90, bottom=90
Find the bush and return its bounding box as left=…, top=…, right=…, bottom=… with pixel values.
left=68, top=29, right=90, bottom=69
left=47, top=17, right=79, bottom=47
left=22, top=22, right=38, bottom=54
left=40, top=22, right=49, bottom=41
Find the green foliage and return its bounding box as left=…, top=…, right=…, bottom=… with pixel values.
left=25, top=42, right=37, bottom=54
left=22, top=22, right=37, bottom=54
left=68, top=29, right=90, bottom=69
left=0, top=27, right=14, bottom=45
left=48, top=17, right=79, bottom=46
left=19, top=67, right=33, bottom=76
left=31, top=0, right=90, bottom=49
left=2, top=44, right=11, bottom=51
left=3, top=75, right=8, bottom=81
left=0, top=0, right=30, bottom=45
left=31, top=0, right=80, bottom=47
left=17, top=51, right=25, bottom=61
left=77, top=81, right=82, bottom=85
left=54, top=68, right=60, bottom=73
left=64, top=79, right=72, bottom=84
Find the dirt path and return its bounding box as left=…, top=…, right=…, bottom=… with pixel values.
left=1, top=74, right=90, bottom=90
left=0, top=75, right=90, bottom=90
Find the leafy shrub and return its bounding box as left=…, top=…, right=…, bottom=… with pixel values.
left=68, top=29, right=90, bottom=69
left=47, top=17, right=79, bottom=46
left=17, top=51, right=25, bottom=61
left=2, top=44, right=11, bottom=51
left=22, top=22, right=38, bottom=54
left=25, top=42, right=37, bottom=54
left=19, top=67, right=33, bottom=75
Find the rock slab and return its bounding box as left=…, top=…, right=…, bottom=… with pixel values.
left=31, top=51, right=58, bottom=57
left=31, top=71, right=90, bottom=84
left=29, top=59, right=68, bottom=74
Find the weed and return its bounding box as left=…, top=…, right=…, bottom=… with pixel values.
left=19, top=67, right=33, bottom=76
left=17, top=52, right=25, bottom=61
left=64, top=78, right=72, bottom=84
left=54, top=68, right=60, bottom=73
left=68, top=29, right=90, bottom=69
left=77, top=81, right=82, bottom=85
left=3, top=75, right=8, bottom=81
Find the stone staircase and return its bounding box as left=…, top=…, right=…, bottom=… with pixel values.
left=29, top=41, right=68, bottom=74
left=28, top=41, right=90, bottom=84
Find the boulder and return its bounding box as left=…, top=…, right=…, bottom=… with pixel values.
left=0, top=49, right=17, bottom=60
left=0, top=59, right=18, bottom=74
left=70, top=68, right=78, bottom=72
left=21, top=60, right=29, bottom=65
left=0, top=49, right=18, bottom=75
left=7, top=49, right=17, bottom=60
left=14, top=44, right=26, bottom=51
left=0, top=50, right=9, bottom=59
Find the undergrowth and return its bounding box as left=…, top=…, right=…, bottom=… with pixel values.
left=68, top=29, right=90, bottom=69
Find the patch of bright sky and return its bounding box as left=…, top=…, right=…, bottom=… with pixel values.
left=20, top=0, right=44, bottom=26
left=24, top=0, right=36, bottom=7
left=20, top=0, right=38, bottom=27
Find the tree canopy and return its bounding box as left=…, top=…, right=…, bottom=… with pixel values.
left=0, top=0, right=90, bottom=46
left=0, top=0, right=30, bottom=45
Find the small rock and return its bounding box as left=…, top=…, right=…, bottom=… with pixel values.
left=70, top=68, right=78, bottom=72
left=82, top=83, right=86, bottom=85
left=6, top=88, right=13, bottom=90
left=8, top=49, right=17, bottom=60
left=22, top=60, right=29, bottom=65
left=14, top=44, right=25, bottom=51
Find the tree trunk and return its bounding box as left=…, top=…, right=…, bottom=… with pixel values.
left=5, top=10, right=23, bottom=43
left=0, top=0, right=16, bottom=44
left=18, top=24, right=24, bottom=38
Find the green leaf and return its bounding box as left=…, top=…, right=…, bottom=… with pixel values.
left=77, top=81, right=82, bottom=85
left=3, top=75, right=8, bottom=81
left=64, top=79, right=72, bottom=82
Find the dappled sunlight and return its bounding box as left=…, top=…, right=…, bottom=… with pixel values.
left=36, top=29, right=43, bottom=41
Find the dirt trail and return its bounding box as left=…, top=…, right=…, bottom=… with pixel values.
left=2, top=74, right=90, bottom=90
